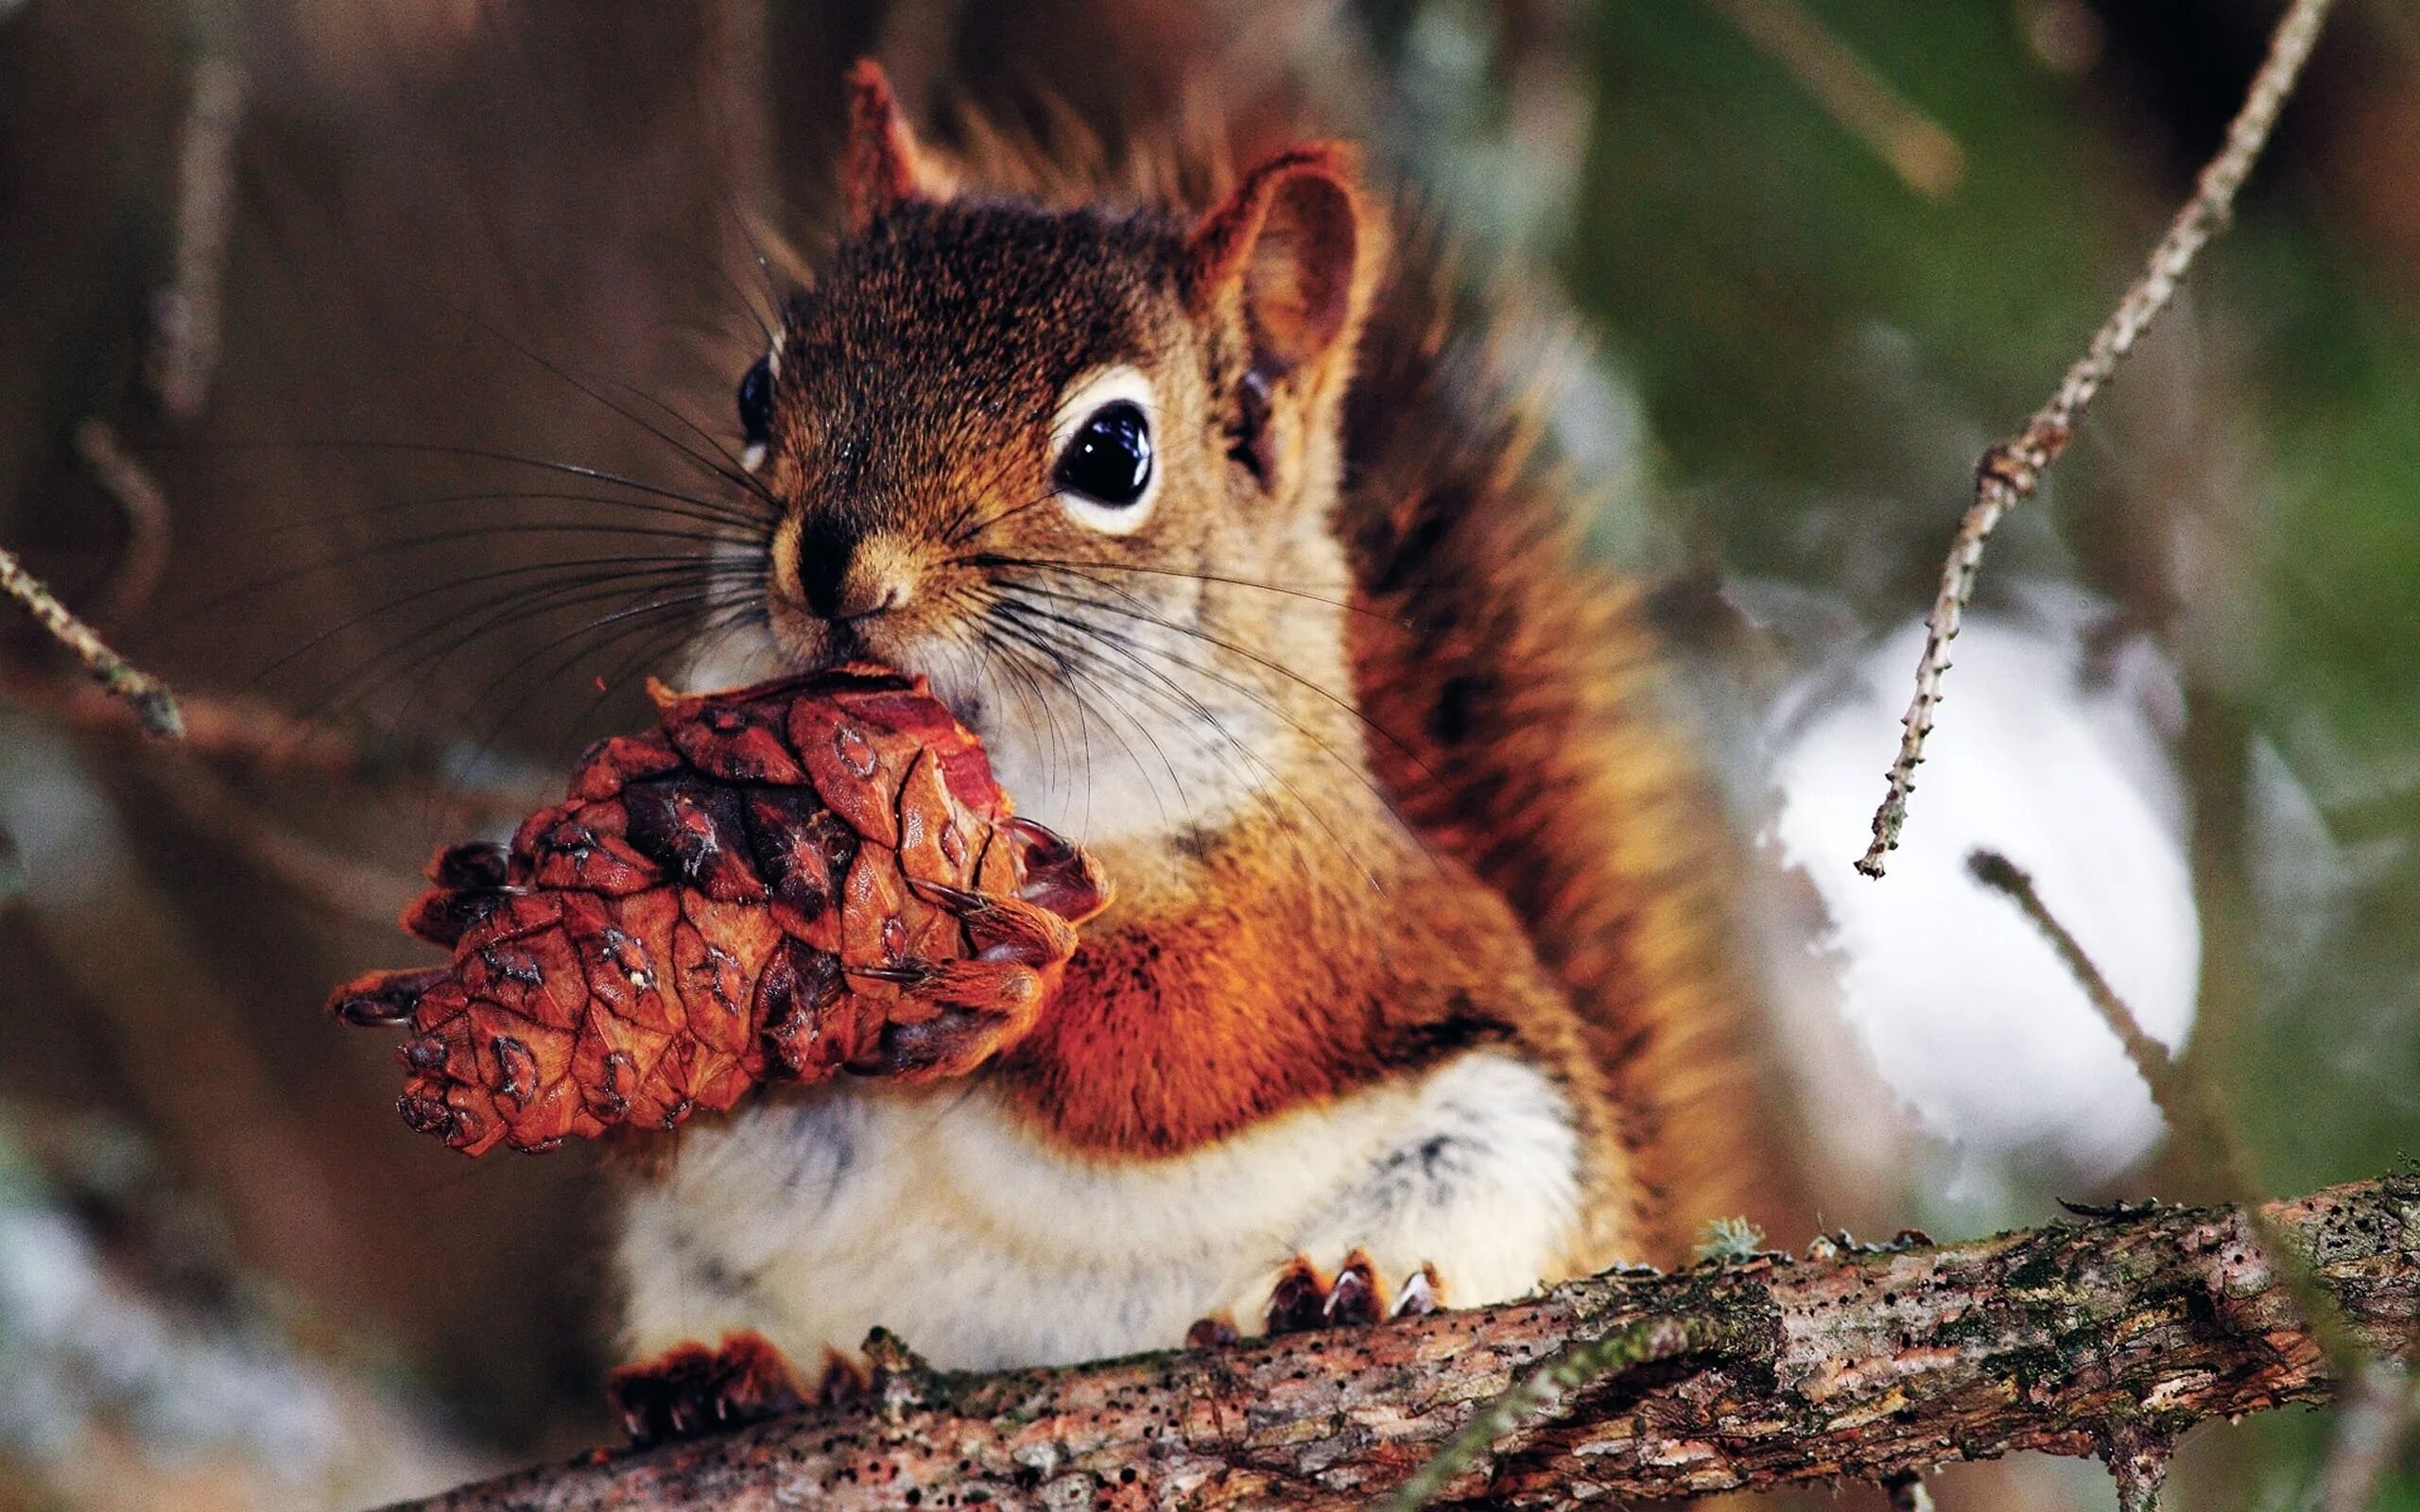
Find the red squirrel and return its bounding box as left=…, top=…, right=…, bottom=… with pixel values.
left=610, top=62, right=1767, bottom=1438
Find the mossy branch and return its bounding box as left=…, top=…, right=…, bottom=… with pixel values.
left=380, top=1174, right=2420, bottom=1511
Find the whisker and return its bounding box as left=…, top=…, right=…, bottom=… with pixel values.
left=453, top=594, right=764, bottom=773
left=969, top=553, right=1411, bottom=628
left=242, top=554, right=753, bottom=692
left=989, top=597, right=1386, bottom=894
left=975, top=605, right=1184, bottom=832
left=243, top=486, right=765, bottom=544
left=996, top=576, right=1439, bottom=792
left=284, top=574, right=746, bottom=732
left=173, top=438, right=771, bottom=522
left=181, top=524, right=745, bottom=620
left=446, top=305, right=782, bottom=508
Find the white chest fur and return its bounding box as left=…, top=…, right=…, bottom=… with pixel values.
left=616, top=1050, right=1586, bottom=1374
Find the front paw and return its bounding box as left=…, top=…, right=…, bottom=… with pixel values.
left=842, top=881, right=1080, bottom=1079
left=606, top=1331, right=806, bottom=1449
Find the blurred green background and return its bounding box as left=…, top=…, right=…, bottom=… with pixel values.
left=1, top=1, right=2414, bottom=1506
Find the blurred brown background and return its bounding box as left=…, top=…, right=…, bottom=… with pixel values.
left=2, top=1, right=2416, bottom=1507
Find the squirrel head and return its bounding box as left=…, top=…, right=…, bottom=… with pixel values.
left=733, top=61, right=1390, bottom=854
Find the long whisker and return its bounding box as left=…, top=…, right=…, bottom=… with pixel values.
left=996, top=575, right=1439, bottom=789
left=975, top=606, right=1184, bottom=832
left=596, top=372, right=769, bottom=494
left=448, top=305, right=782, bottom=508
left=968, top=553, right=1411, bottom=627
left=174, top=438, right=772, bottom=521
left=244, top=486, right=764, bottom=543
left=989, top=596, right=1386, bottom=893
left=284, top=571, right=749, bottom=730
left=182, top=524, right=744, bottom=620
left=245, top=554, right=751, bottom=691
left=452, top=594, right=765, bottom=772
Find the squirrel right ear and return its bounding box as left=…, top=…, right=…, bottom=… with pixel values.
left=1184, top=144, right=1378, bottom=383
left=840, top=60, right=954, bottom=232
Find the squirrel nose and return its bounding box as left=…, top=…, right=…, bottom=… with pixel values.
left=796, top=525, right=916, bottom=623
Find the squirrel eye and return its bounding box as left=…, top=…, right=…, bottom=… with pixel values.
left=1047, top=367, right=1161, bottom=535
left=1053, top=402, right=1153, bottom=507
left=736, top=357, right=773, bottom=451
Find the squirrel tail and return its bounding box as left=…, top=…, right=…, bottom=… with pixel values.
left=1339, top=221, right=1773, bottom=1263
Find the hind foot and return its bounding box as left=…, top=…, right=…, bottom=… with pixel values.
left=1186, top=1250, right=1443, bottom=1346
left=606, top=1331, right=806, bottom=1449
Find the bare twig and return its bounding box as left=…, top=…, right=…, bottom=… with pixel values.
left=73, top=419, right=173, bottom=624
left=1857, top=0, right=2336, bottom=878
left=150, top=54, right=247, bottom=421
left=381, top=1177, right=2420, bottom=1511
left=0, top=662, right=545, bottom=822
left=1968, top=850, right=2365, bottom=1383
left=0, top=545, right=183, bottom=737
left=1701, top=0, right=1964, bottom=199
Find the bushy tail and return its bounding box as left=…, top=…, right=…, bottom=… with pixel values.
left=1338, top=222, right=1775, bottom=1262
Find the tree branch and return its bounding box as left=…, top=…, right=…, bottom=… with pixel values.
left=380, top=1174, right=2420, bottom=1511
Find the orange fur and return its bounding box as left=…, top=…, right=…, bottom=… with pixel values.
left=730, top=63, right=1776, bottom=1271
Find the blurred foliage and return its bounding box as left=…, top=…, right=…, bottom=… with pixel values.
left=1, top=0, right=2416, bottom=1506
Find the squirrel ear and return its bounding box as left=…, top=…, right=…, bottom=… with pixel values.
left=1185, top=144, right=1377, bottom=379
left=841, top=60, right=953, bottom=232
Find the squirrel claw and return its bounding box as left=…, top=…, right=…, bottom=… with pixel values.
left=1185, top=1313, right=1243, bottom=1349
left=1264, top=1250, right=1440, bottom=1335
left=606, top=1332, right=805, bottom=1450
left=907, top=877, right=1080, bottom=968
left=326, top=966, right=448, bottom=1027
left=1003, top=816, right=1113, bottom=923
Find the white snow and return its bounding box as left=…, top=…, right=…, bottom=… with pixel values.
left=1763, top=587, right=2200, bottom=1187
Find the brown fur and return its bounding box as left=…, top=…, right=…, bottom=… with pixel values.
left=743, top=65, right=1762, bottom=1267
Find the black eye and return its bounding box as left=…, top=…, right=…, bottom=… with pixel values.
left=737, top=358, right=773, bottom=448
left=1053, top=401, right=1152, bottom=507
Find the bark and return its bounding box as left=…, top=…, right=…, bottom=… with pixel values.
left=381, top=1175, right=2420, bottom=1511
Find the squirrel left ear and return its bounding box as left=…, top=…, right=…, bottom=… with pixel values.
left=1185, top=144, right=1379, bottom=383
left=840, top=60, right=954, bottom=232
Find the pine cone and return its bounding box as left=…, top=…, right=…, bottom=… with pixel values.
left=329, top=666, right=1109, bottom=1156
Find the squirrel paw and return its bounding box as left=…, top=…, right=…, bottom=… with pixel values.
left=1185, top=1250, right=1444, bottom=1345
left=850, top=882, right=1079, bottom=1079
left=606, top=1332, right=806, bottom=1450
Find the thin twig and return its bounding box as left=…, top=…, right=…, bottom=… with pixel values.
left=150, top=54, right=247, bottom=421
left=1376, top=1314, right=1728, bottom=1512
left=1968, top=850, right=2366, bottom=1380
left=0, top=662, right=545, bottom=819
left=1701, top=0, right=1964, bottom=199
left=74, top=419, right=173, bottom=625
left=1858, top=0, right=2336, bottom=878
left=0, top=545, right=183, bottom=737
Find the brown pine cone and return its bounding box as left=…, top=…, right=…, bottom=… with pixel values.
left=328, top=666, right=1109, bottom=1156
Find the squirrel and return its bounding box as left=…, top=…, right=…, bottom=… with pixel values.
left=608, top=61, right=1769, bottom=1437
